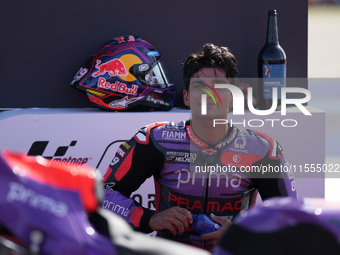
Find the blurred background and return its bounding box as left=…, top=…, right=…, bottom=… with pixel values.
left=308, top=0, right=340, bottom=200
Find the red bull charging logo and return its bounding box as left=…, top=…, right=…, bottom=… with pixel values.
left=92, top=59, right=128, bottom=77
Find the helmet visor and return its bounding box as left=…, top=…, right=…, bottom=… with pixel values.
left=130, top=61, right=171, bottom=89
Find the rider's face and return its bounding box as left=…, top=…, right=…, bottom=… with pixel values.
left=183, top=68, right=233, bottom=119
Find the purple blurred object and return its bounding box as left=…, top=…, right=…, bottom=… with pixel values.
left=0, top=150, right=210, bottom=255
left=213, top=197, right=340, bottom=255
left=0, top=150, right=118, bottom=255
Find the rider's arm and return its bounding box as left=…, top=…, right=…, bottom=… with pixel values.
left=251, top=131, right=297, bottom=200
left=101, top=125, right=164, bottom=233
left=252, top=155, right=297, bottom=199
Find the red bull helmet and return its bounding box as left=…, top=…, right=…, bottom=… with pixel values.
left=70, top=35, right=176, bottom=111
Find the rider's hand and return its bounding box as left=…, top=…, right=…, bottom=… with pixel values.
left=149, top=207, right=193, bottom=236
left=200, top=213, right=232, bottom=246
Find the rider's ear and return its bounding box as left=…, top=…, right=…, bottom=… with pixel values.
left=183, top=90, right=190, bottom=107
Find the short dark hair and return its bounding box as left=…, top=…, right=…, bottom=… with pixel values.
left=182, top=43, right=238, bottom=91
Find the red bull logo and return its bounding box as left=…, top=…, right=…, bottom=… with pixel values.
left=97, top=78, right=138, bottom=96
left=92, top=58, right=128, bottom=77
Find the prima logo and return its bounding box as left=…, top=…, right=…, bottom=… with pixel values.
left=7, top=182, right=68, bottom=217
left=175, top=168, right=242, bottom=189
left=201, top=84, right=311, bottom=116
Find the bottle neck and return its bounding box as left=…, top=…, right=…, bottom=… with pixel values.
left=266, top=11, right=279, bottom=45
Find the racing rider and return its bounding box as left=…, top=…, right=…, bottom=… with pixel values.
left=101, top=43, right=297, bottom=250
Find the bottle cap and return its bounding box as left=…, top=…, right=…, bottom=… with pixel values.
left=268, top=9, right=277, bottom=16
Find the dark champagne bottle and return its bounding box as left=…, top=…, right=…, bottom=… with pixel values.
left=258, top=9, right=286, bottom=110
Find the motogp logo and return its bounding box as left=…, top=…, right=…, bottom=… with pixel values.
left=27, top=141, right=89, bottom=166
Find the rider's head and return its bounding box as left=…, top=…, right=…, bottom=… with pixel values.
left=182, top=43, right=238, bottom=92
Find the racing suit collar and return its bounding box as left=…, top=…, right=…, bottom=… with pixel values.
left=185, top=120, right=237, bottom=149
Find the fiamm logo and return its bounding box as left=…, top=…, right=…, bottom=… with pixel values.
left=27, top=141, right=90, bottom=166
